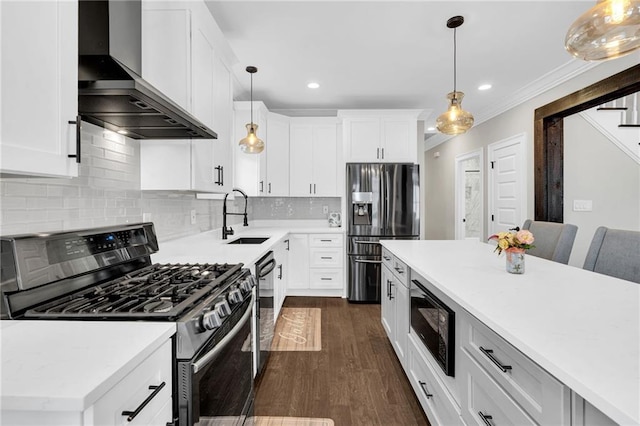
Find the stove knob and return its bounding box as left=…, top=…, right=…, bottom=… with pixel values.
left=201, top=310, right=222, bottom=331
left=240, top=278, right=253, bottom=294
left=228, top=288, right=243, bottom=304
left=214, top=300, right=231, bottom=317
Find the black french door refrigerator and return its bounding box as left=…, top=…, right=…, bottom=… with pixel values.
left=346, top=163, right=420, bottom=302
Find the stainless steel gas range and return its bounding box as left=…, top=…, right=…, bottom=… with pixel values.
left=0, top=222, right=255, bottom=426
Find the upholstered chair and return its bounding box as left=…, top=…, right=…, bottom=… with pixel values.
left=583, top=227, right=640, bottom=284
left=521, top=219, right=578, bottom=265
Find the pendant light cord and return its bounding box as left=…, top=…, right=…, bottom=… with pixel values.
left=250, top=73, right=254, bottom=129
left=453, top=27, right=457, bottom=95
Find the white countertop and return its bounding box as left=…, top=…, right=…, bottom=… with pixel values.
left=381, top=239, right=639, bottom=426
left=153, top=221, right=344, bottom=266
left=1, top=321, right=175, bottom=412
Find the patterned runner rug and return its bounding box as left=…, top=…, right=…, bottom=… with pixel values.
left=270, top=307, right=321, bottom=351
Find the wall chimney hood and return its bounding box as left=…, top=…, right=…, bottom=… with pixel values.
left=78, top=0, right=217, bottom=140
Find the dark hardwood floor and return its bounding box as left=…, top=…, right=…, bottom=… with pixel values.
left=255, top=297, right=430, bottom=426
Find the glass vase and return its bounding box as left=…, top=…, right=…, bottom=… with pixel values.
left=505, top=248, right=525, bottom=274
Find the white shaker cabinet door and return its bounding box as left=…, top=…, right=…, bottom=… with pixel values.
left=265, top=113, right=290, bottom=196
left=381, top=117, right=416, bottom=162
left=287, top=234, right=310, bottom=290
left=289, top=124, right=314, bottom=196
left=211, top=56, right=234, bottom=193
left=0, top=1, right=79, bottom=178
left=343, top=117, right=380, bottom=162
left=311, top=124, right=338, bottom=196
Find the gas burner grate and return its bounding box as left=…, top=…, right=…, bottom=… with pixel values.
left=25, top=263, right=243, bottom=319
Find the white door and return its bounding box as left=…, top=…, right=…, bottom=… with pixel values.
left=455, top=149, right=483, bottom=240
left=488, top=134, right=526, bottom=236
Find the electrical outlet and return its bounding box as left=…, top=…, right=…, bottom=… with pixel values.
left=190, top=209, right=197, bottom=225
left=573, top=200, right=593, bottom=212
left=322, top=205, right=329, bottom=214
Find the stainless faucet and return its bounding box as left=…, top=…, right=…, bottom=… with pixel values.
left=222, top=188, right=249, bottom=239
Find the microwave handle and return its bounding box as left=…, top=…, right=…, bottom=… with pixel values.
left=192, top=294, right=253, bottom=374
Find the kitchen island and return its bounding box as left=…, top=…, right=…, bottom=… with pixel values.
left=381, top=239, right=639, bottom=426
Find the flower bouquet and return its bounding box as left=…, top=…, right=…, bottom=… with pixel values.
left=488, top=228, right=535, bottom=274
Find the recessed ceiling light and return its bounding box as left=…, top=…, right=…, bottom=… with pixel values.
left=478, top=84, right=492, bottom=91
left=117, top=129, right=128, bottom=135
left=427, top=127, right=436, bottom=131
left=307, top=82, right=320, bottom=89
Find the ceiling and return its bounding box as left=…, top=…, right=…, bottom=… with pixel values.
left=205, top=1, right=597, bottom=139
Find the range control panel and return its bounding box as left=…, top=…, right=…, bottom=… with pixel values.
left=46, top=228, right=148, bottom=264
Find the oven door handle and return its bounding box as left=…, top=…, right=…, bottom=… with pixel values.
left=259, top=259, right=277, bottom=278
left=192, top=294, right=254, bottom=374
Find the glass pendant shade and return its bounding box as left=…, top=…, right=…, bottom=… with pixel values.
left=239, top=123, right=264, bottom=153
left=565, top=0, right=640, bottom=61
left=436, top=91, right=474, bottom=135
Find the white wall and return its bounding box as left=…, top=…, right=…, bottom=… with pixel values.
left=423, top=55, right=638, bottom=248
left=564, top=113, right=640, bottom=267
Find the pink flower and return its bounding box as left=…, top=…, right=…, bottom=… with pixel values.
left=516, top=230, right=535, bottom=245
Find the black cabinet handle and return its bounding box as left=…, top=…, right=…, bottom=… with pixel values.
left=320, top=256, right=333, bottom=260
left=394, top=266, right=404, bottom=274
left=313, top=183, right=316, bottom=194
left=376, top=147, right=380, bottom=159
left=122, top=381, right=166, bottom=422
left=381, top=148, right=384, bottom=159
left=389, top=281, right=394, bottom=300
left=418, top=381, right=433, bottom=399
left=382, top=255, right=391, bottom=261
left=478, top=411, right=494, bottom=426
left=215, top=165, right=223, bottom=185
left=285, top=239, right=290, bottom=251
left=277, top=264, right=283, bottom=280
left=479, top=347, right=512, bottom=372
left=320, top=239, right=332, bottom=242
left=67, top=115, right=81, bottom=163
left=268, top=182, right=272, bottom=194
left=260, top=181, right=264, bottom=193
left=320, top=277, right=332, bottom=281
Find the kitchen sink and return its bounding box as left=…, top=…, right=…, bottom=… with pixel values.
left=226, top=237, right=270, bottom=245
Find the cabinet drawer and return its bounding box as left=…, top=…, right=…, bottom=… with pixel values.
left=391, top=256, right=409, bottom=287
left=461, top=313, right=569, bottom=425
left=309, top=234, right=343, bottom=247
left=407, top=334, right=462, bottom=426
left=90, top=340, right=172, bottom=426
left=309, top=268, right=343, bottom=289
left=461, top=351, right=536, bottom=426
left=382, top=247, right=394, bottom=270
left=309, top=248, right=343, bottom=267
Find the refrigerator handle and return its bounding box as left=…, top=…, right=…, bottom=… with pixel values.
left=380, top=165, right=387, bottom=235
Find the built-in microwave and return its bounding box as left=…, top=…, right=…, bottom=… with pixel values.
left=410, top=278, right=455, bottom=376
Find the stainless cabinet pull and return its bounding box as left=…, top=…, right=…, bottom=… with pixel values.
left=67, top=115, right=81, bottom=163
left=277, top=264, right=282, bottom=280
left=310, top=183, right=312, bottom=194
left=381, top=147, right=384, bottom=159
left=382, top=255, right=391, bottom=261
left=320, top=239, right=332, bottom=242
left=268, top=182, right=271, bottom=194
left=320, top=277, right=332, bottom=281
left=478, top=411, right=494, bottom=426
left=418, top=381, right=432, bottom=399
left=354, top=240, right=380, bottom=245
left=386, top=279, right=391, bottom=298
left=285, top=239, right=290, bottom=251
left=394, top=267, right=404, bottom=274
left=313, top=183, right=316, bottom=194
left=389, top=281, right=394, bottom=299
left=122, top=381, right=166, bottom=422
left=376, top=147, right=380, bottom=159
left=479, top=347, right=512, bottom=372
left=320, top=256, right=333, bottom=260
left=259, top=181, right=264, bottom=193
left=354, top=259, right=382, bottom=264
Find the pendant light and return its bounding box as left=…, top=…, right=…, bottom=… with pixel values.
left=238, top=66, right=265, bottom=154
left=565, top=0, right=640, bottom=61
left=436, top=16, right=474, bottom=136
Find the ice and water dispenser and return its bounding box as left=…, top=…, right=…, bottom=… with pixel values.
left=351, top=192, right=373, bottom=226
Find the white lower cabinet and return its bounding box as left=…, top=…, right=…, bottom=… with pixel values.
left=273, top=237, right=289, bottom=320
left=381, top=248, right=409, bottom=368
left=572, top=394, right=618, bottom=426
left=408, top=333, right=464, bottom=426
left=286, top=233, right=344, bottom=296
left=88, top=339, right=172, bottom=426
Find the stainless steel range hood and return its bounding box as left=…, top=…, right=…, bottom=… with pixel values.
left=78, top=0, right=217, bottom=140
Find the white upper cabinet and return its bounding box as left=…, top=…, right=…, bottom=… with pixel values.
left=264, top=112, right=290, bottom=196
left=233, top=101, right=269, bottom=196
left=289, top=118, right=339, bottom=197
left=0, top=1, right=79, bottom=178
left=340, top=110, right=421, bottom=163
left=140, top=0, right=233, bottom=192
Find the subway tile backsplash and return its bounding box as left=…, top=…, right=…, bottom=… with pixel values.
left=1, top=122, right=341, bottom=241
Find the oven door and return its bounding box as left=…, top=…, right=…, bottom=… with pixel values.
left=178, top=293, right=254, bottom=426
left=410, top=279, right=455, bottom=377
